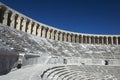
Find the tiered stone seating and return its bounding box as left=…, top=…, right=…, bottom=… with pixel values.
left=41, top=66, right=66, bottom=80
left=0, top=2, right=120, bottom=80
left=41, top=65, right=120, bottom=80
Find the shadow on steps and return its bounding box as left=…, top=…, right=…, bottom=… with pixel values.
left=0, top=48, right=19, bottom=75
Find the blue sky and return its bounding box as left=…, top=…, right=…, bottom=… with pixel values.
left=0, top=0, right=120, bottom=35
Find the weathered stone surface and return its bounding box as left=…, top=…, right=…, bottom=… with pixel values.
left=0, top=2, right=120, bottom=80
left=0, top=48, right=18, bottom=75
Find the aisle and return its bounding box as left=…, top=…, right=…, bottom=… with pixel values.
left=0, top=64, right=46, bottom=80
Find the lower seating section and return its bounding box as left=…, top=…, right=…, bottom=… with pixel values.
left=41, top=65, right=120, bottom=80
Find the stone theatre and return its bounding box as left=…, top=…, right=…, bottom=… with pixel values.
left=0, top=2, right=120, bottom=80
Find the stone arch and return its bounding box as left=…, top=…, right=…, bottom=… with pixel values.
left=36, top=24, right=42, bottom=37
left=49, top=29, right=52, bottom=39
left=3, top=9, right=12, bottom=25
left=6, top=10, right=12, bottom=26
left=118, top=37, right=120, bottom=45
left=83, top=35, right=87, bottom=43
left=86, top=36, right=90, bottom=43
left=108, top=37, right=112, bottom=45
left=2, top=10, right=8, bottom=25
left=16, top=16, right=22, bottom=30
left=98, top=36, right=101, bottom=44
left=19, top=17, right=24, bottom=31
left=57, top=31, right=61, bottom=41
left=89, top=36, right=92, bottom=44
left=46, top=28, right=51, bottom=39
left=10, top=13, right=15, bottom=28
left=91, top=36, right=95, bottom=44
left=74, top=34, right=77, bottom=43
left=44, top=27, right=47, bottom=38
left=30, top=21, right=35, bottom=34
left=50, top=29, right=55, bottom=40
left=21, top=18, right=27, bottom=32
left=63, top=32, right=67, bottom=42
left=25, top=19, right=30, bottom=33
left=54, top=30, right=59, bottom=41
left=36, top=24, right=39, bottom=36
left=79, top=35, right=83, bottom=43
left=103, top=37, right=107, bottom=44
left=41, top=26, right=47, bottom=38
left=57, top=31, right=60, bottom=41
left=91, top=36, right=93, bottom=44
left=13, top=14, right=19, bottom=29
left=95, top=36, right=98, bottom=44
left=99, top=36, right=103, bottom=44
left=0, top=5, right=7, bottom=23
left=59, top=31, right=63, bottom=41
left=67, top=33, right=72, bottom=42
left=113, top=37, right=117, bottom=45
left=83, top=35, right=85, bottom=43
left=26, top=20, right=32, bottom=34
left=63, top=32, right=65, bottom=41
left=32, top=22, right=38, bottom=35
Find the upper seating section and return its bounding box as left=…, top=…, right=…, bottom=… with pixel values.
left=0, top=2, right=120, bottom=45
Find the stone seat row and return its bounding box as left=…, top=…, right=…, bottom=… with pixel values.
left=40, top=65, right=120, bottom=80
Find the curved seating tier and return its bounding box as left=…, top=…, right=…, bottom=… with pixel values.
left=41, top=65, right=120, bottom=80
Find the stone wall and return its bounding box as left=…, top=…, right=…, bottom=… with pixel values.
left=0, top=48, right=18, bottom=75
left=0, top=2, right=120, bottom=45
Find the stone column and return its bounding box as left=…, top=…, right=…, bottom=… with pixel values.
left=10, top=13, right=15, bottom=28
left=16, top=16, right=22, bottom=30
left=63, top=33, right=67, bottom=42
left=37, top=25, right=42, bottom=37
left=72, top=34, right=75, bottom=43
left=55, top=31, right=59, bottom=41
left=95, top=37, right=97, bottom=44
left=111, top=37, right=113, bottom=45
left=76, top=35, right=80, bottom=43
left=87, top=36, right=89, bottom=43
left=116, top=37, right=118, bottom=45
left=97, top=36, right=99, bottom=44
left=85, top=36, right=87, bottom=44
left=94, top=36, right=96, bottom=44
left=91, top=36, right=94, bottom=44
left=76, top=35, right=79, bottom=43
left=90, top=37, right=93, bottom=44
left=89, top=36, right=91, bottom=44
left=27, top=21, right=32, bottom=34
left=108, top=37, right=111, bottom=45
left=106, top=37, right=108, bottom=45
left=81, top=35, right=83, bottom=43
left=83, top=35, right=86, bottom=43
left=32, top=23, right=37, bottom=35
left=42, top=27, right=46, bottom=38
left=51, top=30, right=55, bottom=40
left=0, top=6, right=3, bottom=23
left=21, top=18, right=27, bottom=32
left=68, top=34, right=71, bottom=42
left=101, top=37, right=104, bottom=44
left=99, top=37, right=101, bottom=44
left=3, top=10, right=9, bottom=25
left=59, top=32, right=63, bottom=41
left=118, top=37, right=120, bottom=45
left=46, top=29, right=51, bottom=39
